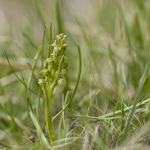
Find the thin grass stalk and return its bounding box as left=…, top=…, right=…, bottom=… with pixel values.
left=34, top=0, right=49, bottom=41
left=53, top=44, right=82, bottom=120
left=71, top=97, right=150, bottom=122
left=26, top=46, right=41, bottom=112
left=56, top=1, right=63, bottom=34
left=41, top=26, right=46, bottom=69
left=36, top=86, right=42, bottom=120
left=122, top=62, right=150, bottom=141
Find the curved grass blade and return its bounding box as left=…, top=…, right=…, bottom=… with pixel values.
left=4, top=50, right=27, bottom=87
left=69, top=44, right=82, bottom=105
left=29, top=109, right=50, bottom=148
left=22, top=32, right=38, bottom=50
left=122, top=62, right=150, bottom=142
left=53, top=44, right=82, bottom=120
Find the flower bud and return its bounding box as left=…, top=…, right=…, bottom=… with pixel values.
left=38, top=79, right=45, bottom=86
left=40, top=69, right=50, bottom=78
left=46, top=57, right=53, bottom=66
left=59, top=33, right=64, bottom=38
left=54, top=47, right=58, bottom=53
left=62, top=35, right=67, bottom=41
left=58, top=77, right=67, bottom=86
left=56, top=35, right=61, bottom=40
left=60, top=68, right=67, bottom=76
left=51, top=40, right=57, bottom=47
left=62, top=43, right=67, bottom=48
left=62, top=43, right=67, bottom=51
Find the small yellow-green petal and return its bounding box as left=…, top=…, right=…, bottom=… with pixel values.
left=38, top=79, right=45, bottom=86
left=46, top=58, right=53, bottom=66
left=40, top=69, right=50, bottom=78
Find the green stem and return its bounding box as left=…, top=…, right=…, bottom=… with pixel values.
left=44, top=86, right=57, bottom=143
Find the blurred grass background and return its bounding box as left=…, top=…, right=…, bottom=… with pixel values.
left=1, top=0, right=150, bottom=149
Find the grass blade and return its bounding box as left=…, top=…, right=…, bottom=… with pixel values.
left=69, top=44, right=82, bottom=105
left=29, top=109, right=50, bottom=148
left=122, top=62, right=150, bottom=141
left=56, top=0, right=63, bottom=34
left=52, top=44, right=82, bottom=119
left=0, top=140, right=13, bottom=149
left=26, top=46, right=41, bottom=112
left=34, top=0, right=49, bottom=41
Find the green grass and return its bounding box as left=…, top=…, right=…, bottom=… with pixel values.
left=0, top=0, right=150, bottom=149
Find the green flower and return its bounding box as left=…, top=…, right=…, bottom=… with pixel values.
left=46, top=57, right=53, bottom=67
left=58, top=77, right=67, bottom=86
left=38, top=79, right=45, bottom=86
left=60, top=68, right=67, bottom=76
left=40, top=69, right=50, bottom=78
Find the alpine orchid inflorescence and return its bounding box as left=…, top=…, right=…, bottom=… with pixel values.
left=38, top=33, right=68, bottom=90
left=38, top=33, right=68, bottom=143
